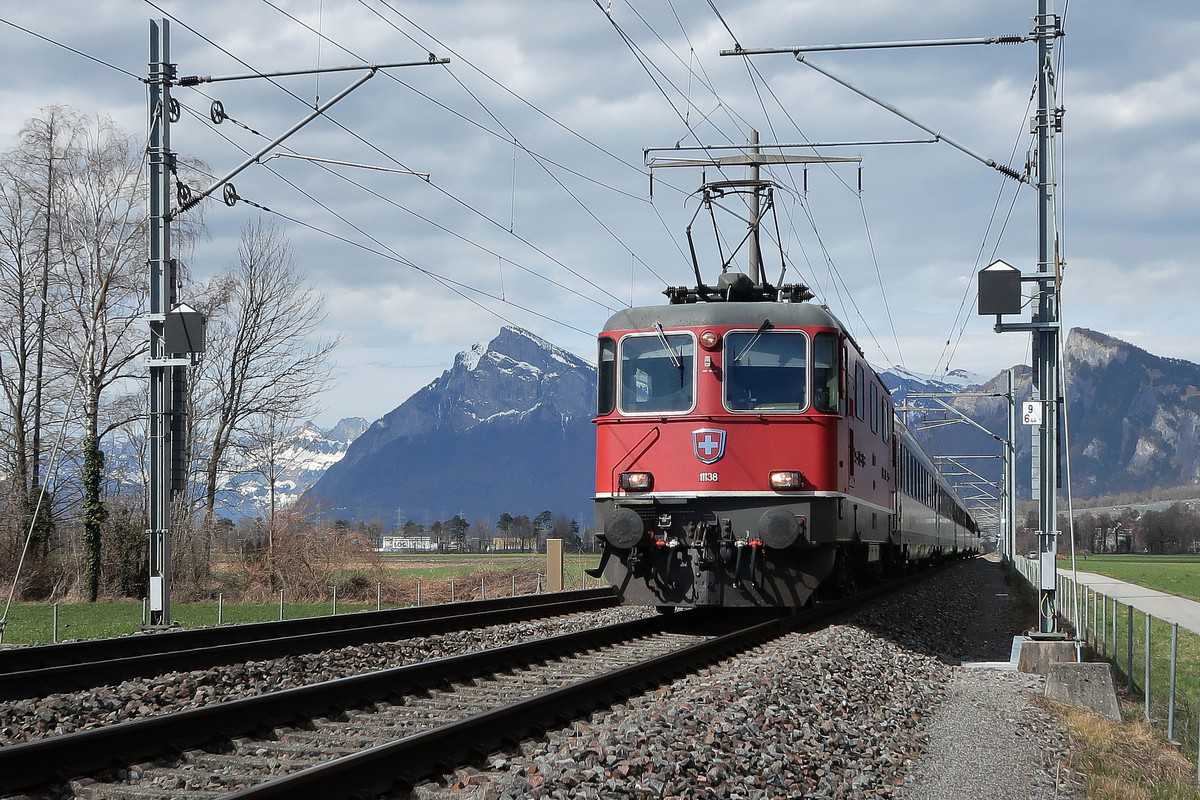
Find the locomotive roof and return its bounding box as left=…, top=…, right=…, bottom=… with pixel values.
left=602, top=302, right=841, bottom=332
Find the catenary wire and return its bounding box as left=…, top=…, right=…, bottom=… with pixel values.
left=931, top=81, right=1036, bottom=377
left=177, top=100, right=596, bottom=341
left=184, top=85, right=621, bottom=313
left=145, top=0, right=631, bottom=309
left=0, top=16, right=143, bottom=81
left=254, top=0, right=674, bottom=290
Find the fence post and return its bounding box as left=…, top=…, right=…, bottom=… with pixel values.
left=332, top=584, right=338, bottom=616
left=416, top=579, right=421, bottom=607
left=279, top=589, right=284, bottom=621
left=52, top=603, right=58, bottom=644
left=142, top=596, right=148, bottom=626
left=1091, top=588, right=1097, bottom=647
left=1100, top=593, right=1107, bottom=655
left=512, top=574, right=516, bottom=597
left=450, top=579, right=455, bottom=603
left=546, top=538, right=564, bottom=592
left=218, top=593, right=224, bottom=626
left=1144, top=613, right=1152, bottom=722
left=376, top=582, right=382, bottom=612
left=1168, top=622, right=1179, bottom=741
left=480, top=576, right=485, bottom=600
left=1126, top=604, right=1134, bottom=688
left=1111, top=597, right=1117, bottom=658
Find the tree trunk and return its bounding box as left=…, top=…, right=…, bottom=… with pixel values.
left=27, top=147, right=55, bottom=570
left=81, top=389, right=106, bottom=601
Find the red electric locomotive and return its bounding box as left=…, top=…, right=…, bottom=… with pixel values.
left=590, top=273, right=979, bottom=609
left=589, top=148, right=978, bottom=609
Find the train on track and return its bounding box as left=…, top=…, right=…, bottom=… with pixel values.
left=591, top=272, right=980, bottom=610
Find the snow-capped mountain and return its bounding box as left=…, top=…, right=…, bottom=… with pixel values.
left=876, top=365, right=985, bottom=404
left=220, top=417, right=368, bottom=518
left=303, top=326, right=595, bottom=524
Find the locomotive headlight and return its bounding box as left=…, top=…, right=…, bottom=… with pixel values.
left=769, top=471, right=804, bottom=490
left=699, top=330, right=719, bottom=349
left=620, top=471, right=653, bottom=491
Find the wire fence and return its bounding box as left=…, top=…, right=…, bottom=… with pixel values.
left=1015, top=556, right=1200, bottom=778
left=1, top=555, right=609, bottom=646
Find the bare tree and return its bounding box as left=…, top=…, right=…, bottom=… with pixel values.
left=0, top=145, right=42, bottom=517
left=245, top=410, right=307, bottom=586
left=200, top=218, right=336, bottom=533
left=51, top=115, right=149, bottom=601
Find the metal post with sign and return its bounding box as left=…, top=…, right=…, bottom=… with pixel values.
left=977, top=0, right=1064, bottom=636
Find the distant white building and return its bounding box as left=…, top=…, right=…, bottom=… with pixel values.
left=379, top=535, right=437, bottom=552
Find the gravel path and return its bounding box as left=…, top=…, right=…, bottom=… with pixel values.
left=896, top=554, right=1077, bottom=800
left=0, top=606, right=653, bottom=747
left=404, top=558, right=1028, bottom=800
left=897, top=669, right=1074, bottom=800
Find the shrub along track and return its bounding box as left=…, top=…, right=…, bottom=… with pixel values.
left=0, top=561, right=963, bottom=799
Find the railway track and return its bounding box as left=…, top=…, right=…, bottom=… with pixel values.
left=0, top=589, right=617, bottom=700
left=0, top=565, right=953, bottom=800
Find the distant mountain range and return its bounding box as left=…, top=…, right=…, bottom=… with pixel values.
left=881, top=328, right=1200, bottom=499
left=295, top=324, right=1200, bottom=525
left=219, top=417, right=368, bottom=517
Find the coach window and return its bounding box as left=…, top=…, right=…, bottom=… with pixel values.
left=813, top=333, right=840, bottom=412
left=724, top=331, right=808, bottom=412
left=619, top=332, right=695, bottom=414
left=597, top=338, right=616, bottom=415
left=854, top=364, right=865, bottom=420
left=873, top=381, right=883, bottom=431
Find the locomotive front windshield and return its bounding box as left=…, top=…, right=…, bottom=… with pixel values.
left=619, top=333, right=695, bottom=413
left=725, top=331, right=808, bottom=412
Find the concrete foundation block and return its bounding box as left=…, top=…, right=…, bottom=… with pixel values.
left=1044, top=662, right=1122, bottom=722
left=1017, top=638, right=1077, bottom=675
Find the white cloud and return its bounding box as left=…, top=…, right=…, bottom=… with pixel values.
left=0, top=0, right=1195, bottom=426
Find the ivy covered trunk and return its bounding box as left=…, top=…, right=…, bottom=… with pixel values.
left=81, top=430, right=106, bottom=602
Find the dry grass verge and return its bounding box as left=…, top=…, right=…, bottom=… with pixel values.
left=1036, top=695, right=1200, bottom=800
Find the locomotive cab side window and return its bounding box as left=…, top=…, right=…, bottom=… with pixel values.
left=723, top=331, right=808, bottom=412
left=813, top=332, right=840, bottom=413
left=597, top=337, right=616, bottom=415
left=618, top=332, right=695, bottom=414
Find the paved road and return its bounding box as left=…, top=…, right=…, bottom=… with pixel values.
left=1057, top=567, right=1200, bottom=635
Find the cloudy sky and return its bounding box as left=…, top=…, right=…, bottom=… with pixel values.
left=1, top=0, right=1195, bottom=426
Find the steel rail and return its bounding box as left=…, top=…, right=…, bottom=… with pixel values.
left=0, top=588, right=616, bottom=699
left=0, top=558, right=969, bottom=798
left=0, top=611, right=682, bottom=795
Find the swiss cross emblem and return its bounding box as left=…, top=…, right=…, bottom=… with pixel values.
left=692, top=428, right=726, bottom=465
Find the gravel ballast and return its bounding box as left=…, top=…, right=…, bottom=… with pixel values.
left=0, top=606, right=653, bottom=747
left=406, top=557, right=1049, bottom=800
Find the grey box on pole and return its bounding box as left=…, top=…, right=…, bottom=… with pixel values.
left=978, top=259, right=1022, bottom=315
left=163, top=304, right=206, bottom=354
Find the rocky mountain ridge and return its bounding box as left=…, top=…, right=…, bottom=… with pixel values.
left=304, top=327, right=595, bottom=524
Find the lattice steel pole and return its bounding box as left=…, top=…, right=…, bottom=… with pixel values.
left=1033, top=0, right=1061, bottom=635
left=147, top=19, right=177, bottom=627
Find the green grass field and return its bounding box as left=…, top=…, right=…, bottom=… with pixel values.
left=1063, top=554, right=1200, bottom=603
left=1, top=552, right=603, bottom=647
